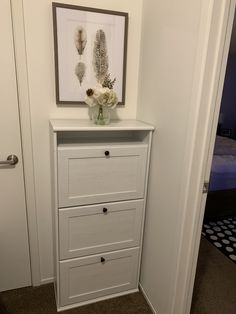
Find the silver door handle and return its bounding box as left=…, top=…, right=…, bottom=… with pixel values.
left=0, top=154, right=18, bottom=166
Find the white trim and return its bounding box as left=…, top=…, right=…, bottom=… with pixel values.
left=10, top=0, right=41, bottom=286
left=139, top=284, right=157, bottom=314
left=170, top=1, right=216, bottom=312
left=171, top=1, right=236, bottom=313
left=40, top=277, right=54, bottom=285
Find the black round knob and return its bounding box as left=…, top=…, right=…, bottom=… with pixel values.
left=105, top=150, right=110, bottom=156
left=101, top=257, right=105, bottom=263
left=103, top=208, right=108, bottom=213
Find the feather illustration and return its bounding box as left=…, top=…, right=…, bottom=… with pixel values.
left=75, top=62, right=86, bottom=85
left=74, top=26, right=87, bottom=56
left=93, top=29, right=109, bottom=83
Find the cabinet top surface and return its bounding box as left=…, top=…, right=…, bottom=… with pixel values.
left=50, top=119, right=155, bottom=132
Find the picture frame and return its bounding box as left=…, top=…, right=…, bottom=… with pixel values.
left=52, top=2, right=128, bottom=105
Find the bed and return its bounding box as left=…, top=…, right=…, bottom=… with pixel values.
left=209, top=136, right=236, bottom=191
left=205, top=136, right=236, bottom=220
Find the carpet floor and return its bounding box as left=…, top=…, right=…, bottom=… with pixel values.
left=191, top=236, right=236, bottom=314
left=2, top=237, right=235, bottom=314
left=0, top=286, right=152, bottom=314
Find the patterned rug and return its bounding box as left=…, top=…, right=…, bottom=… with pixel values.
left=202, top=216, right=236, bottom=264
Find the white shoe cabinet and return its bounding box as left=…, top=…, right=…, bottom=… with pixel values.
left=49, top=119, right=154, bottom=311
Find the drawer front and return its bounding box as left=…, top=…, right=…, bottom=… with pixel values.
left=57, top=144, right=148, bottom=207
left=59, top=200, right=144, bottom=259
left=59, top=248, right=139, bottom=306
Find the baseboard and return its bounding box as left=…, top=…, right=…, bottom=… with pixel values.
left=139, top=283, right=157, bottom=314
left=40, top=277, right=54, bottom=285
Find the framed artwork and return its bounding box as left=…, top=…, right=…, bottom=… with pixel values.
left=52, top=2, right=128, bottom=105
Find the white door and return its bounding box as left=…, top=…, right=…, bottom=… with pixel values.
left=0, top=0, right=31, bottom=291
left=185, top=2, right=236, bottom=313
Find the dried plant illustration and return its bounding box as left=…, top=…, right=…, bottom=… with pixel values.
left=74, top=26, right=87, bottom=56
left=93, top=29, right=109, bottom=83
left=75, top=62, right=86, bottom=85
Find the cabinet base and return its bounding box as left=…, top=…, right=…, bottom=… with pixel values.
left=56, top=288, right=139, bottom=312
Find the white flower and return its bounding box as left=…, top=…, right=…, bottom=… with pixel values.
left=97, top=89, right=112, bottom=105
left=85, top=84, right=118, bottom=109
left=85, top=94, right=97, bottom=107
left=107, top=89, right=118, bottom=108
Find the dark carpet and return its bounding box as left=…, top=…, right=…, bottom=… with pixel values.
left=191, top=237, right=236, bottom=314
left=3, top=237, right=236, bottom=314
left=0, top=285, right=152, bottom=314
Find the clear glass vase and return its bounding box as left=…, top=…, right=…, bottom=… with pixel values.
left=92, top=105, right=110, bottom=125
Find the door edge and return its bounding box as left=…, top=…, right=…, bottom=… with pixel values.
left=11, top=0, right=41, bottom=286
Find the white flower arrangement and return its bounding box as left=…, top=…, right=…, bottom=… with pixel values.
left=85, top=74, right=118, bottom=109
left=85, top=85, right=118, bottom=109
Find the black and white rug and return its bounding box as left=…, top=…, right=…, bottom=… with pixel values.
left=202, top=216, right=236, bottom=264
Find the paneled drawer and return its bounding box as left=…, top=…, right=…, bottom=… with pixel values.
left=59, top=248, right=139, bottom=306
left=57, top=144, right=148, bottom=207
left=59, top=199, right=144, bottom=259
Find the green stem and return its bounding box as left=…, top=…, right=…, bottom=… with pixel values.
left=97, top=105, right=103, bottom=120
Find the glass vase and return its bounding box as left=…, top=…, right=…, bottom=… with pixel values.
left=92, top=105, right=110, bottom=125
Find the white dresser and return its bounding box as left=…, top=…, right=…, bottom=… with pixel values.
left=50, top=119, right=154, bottom=311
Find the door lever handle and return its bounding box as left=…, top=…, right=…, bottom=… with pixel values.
left=0, top=154, right=18, bottom=166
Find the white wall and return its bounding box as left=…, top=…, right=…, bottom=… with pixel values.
left=137, top=1, right=204, bottom=313
left=21, top=0, right=143, bottom=282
